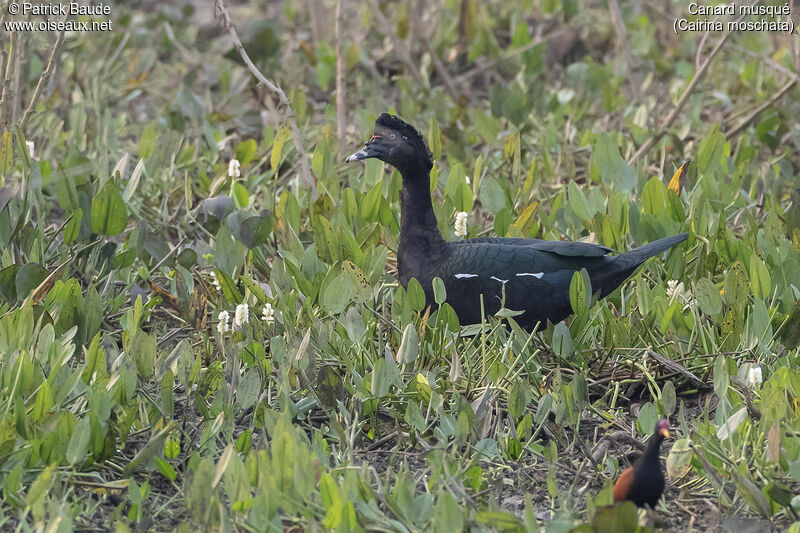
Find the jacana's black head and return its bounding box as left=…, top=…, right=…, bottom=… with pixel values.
left=653, top=419, right=670, bottom=442
left=346, top=113, right=433, bottom=174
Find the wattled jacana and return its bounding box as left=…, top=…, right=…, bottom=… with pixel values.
left=613, top=419, right=670, bottom=508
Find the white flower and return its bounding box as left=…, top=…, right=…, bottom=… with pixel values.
left=26, top=141, right=35, bottom=159
left=210, top=271, right=221, bottom=292
left=666, top=280, right=688, bottom=303
left=261, top=303, right=275, bottom=325
left=233, top=303, right=249, bottom=329
left=454, top=211, right=468, bottom=237
left=228, top=159, right=241, bottom=178
left=217, top=310, right=230, bottom=334
left=746, top=366, right=763, bottom=388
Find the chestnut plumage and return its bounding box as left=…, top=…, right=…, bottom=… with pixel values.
left=613, top=419, right=670, bottom=508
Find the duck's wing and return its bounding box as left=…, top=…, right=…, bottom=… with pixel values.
left=438, top=242, right=613, bottom=323
left=454, top=237, right=616, bottom=257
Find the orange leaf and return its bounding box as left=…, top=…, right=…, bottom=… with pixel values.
left=668, top=160, right=690, bottom=195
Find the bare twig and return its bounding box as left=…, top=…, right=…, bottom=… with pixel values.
left=364, top=0, right=425, bottom=85
left=608, top=0, right=639, bottom=99
left=335, top=0, right=346, bottom=150
left=695, top=31, right=711, bottom=72
left=725, top=75, right=798, bottom=138
left=455, top=27, right=573, bottom=83
left=628, top=28, right=734, bottom=164
left=628, top=4, right=759, bottom=164
left=422, top=40, right=459, bottom=100
left=11, top=31, right=23, bottom=124
left=646, top=348, right=710, bottom=390
left=214, top=0, right=315, bottom=198
left=0, top=31, right=18, bottom=130
left=21, top=25, right=66, bottom=128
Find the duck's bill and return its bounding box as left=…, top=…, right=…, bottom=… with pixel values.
left=345, top=143, right=385, bottom=162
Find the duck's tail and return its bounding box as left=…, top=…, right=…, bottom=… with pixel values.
left=613, top=233, right=689, bottom=272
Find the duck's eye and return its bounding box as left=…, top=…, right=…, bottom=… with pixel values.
left=389, top=133, right=396, bottom=140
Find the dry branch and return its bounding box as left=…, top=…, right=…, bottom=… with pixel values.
left=608, top=0, right=639, bottom=99
left=21, top=25, right=66, bottom=128
left=364, top=0, right=425, bottom=86
left=0, top=31, right=18, bottom=129
left=725, top=76, right=798, bottom=138
left=628, top=30, right=733, bottom=164
left=335, top=0, right=346, bottom=150
left=628, top=3, right=758, bottom=164
left=214, top=0, right=315, bottom=198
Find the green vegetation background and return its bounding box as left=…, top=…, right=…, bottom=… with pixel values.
left=1, top=0, right=799, bottom=531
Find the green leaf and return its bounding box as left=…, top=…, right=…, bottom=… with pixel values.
left=63, top=208, right=83, bottom=245
left=201, top=195, right=235, bottom=219
left=723, top=261, right=748, bottom=307
left=509, top=381, right=528, bottom=419
left=552, top=322, right=573, bottom=358
left=567, top=181, right=592, bottom=221
left=456, top=182, right=474, bottom=212
left=0, top=130, right=13, bottom=179
left=696, top=278, right=722, bottom=315
left=397, top=323, right=419, bottom=364
left=429, top=116, right=441, bottom=161
left=15, top=263, right=48, bottom=302
left=236, top=138, right=258, bottom=165
left=232, top=182, right=249, bottom=208
left=0, top=264, right=19, bottom=303
left=238, top=215, right=272, bottom=248
left=714, top=355, right=729, bottom=399
left=592, top=133, right=636, bottom=193
left=661, top=380, right=677, bottom=416
left=433, top=491, right=465, bottom=532
left=636, top=402, right=657, bottom=436
left=432, top=277, right=446, bottom=305
left=90, top=183, right=128, bottom=236
left=26, top=464, right=57, bottom=520
left=271, top=125, right=288, bottom=171
left=406, top=278, right=426, bottom=312
left=535, top=393, right=553, bottom=424
left=697, top=127, right=726, bottom=176
left=138, top=123, right=157, bottom=159
left=131, top=330, right=156, bottom=379
left=32, top=381, right=53, bottom=420
left=734, top=465, right=771, bottom=517
left=749, top=254, right=771, bottom=300
left=569, top=269, right=589, bottom=313
left=591, top=501, right=639, bottom=533
left=321, top=272, right=353, bottom=314
left=214, top=268, right=243, bottom=304
left=666, top=438, right=694, bottom=480
left=66, top=417, right=92, bottom=465
left=361, top=182, right=382, bottom=221
left=481, top=177, right=506, bottom=213
left=717, top=407, right=747, bottom=441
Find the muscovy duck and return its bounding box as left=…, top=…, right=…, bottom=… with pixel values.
left=346, top=113, right=688, bottom=330
left=613, top=419, right=670, bottom=508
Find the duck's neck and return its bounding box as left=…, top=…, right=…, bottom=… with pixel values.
left=397, top=162, right=447, bottom=286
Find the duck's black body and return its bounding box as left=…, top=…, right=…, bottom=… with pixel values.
left=347, top=114, right=688, bottom=331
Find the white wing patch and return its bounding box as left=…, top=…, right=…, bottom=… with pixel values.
left=490, top=276, right=509, bottom=284
left=454, top=273, right=478, bottom=279
left=516, top=272, right=544, bottom=279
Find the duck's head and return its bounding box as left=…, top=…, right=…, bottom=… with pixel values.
left=346, top=113, right=433, bottom=173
